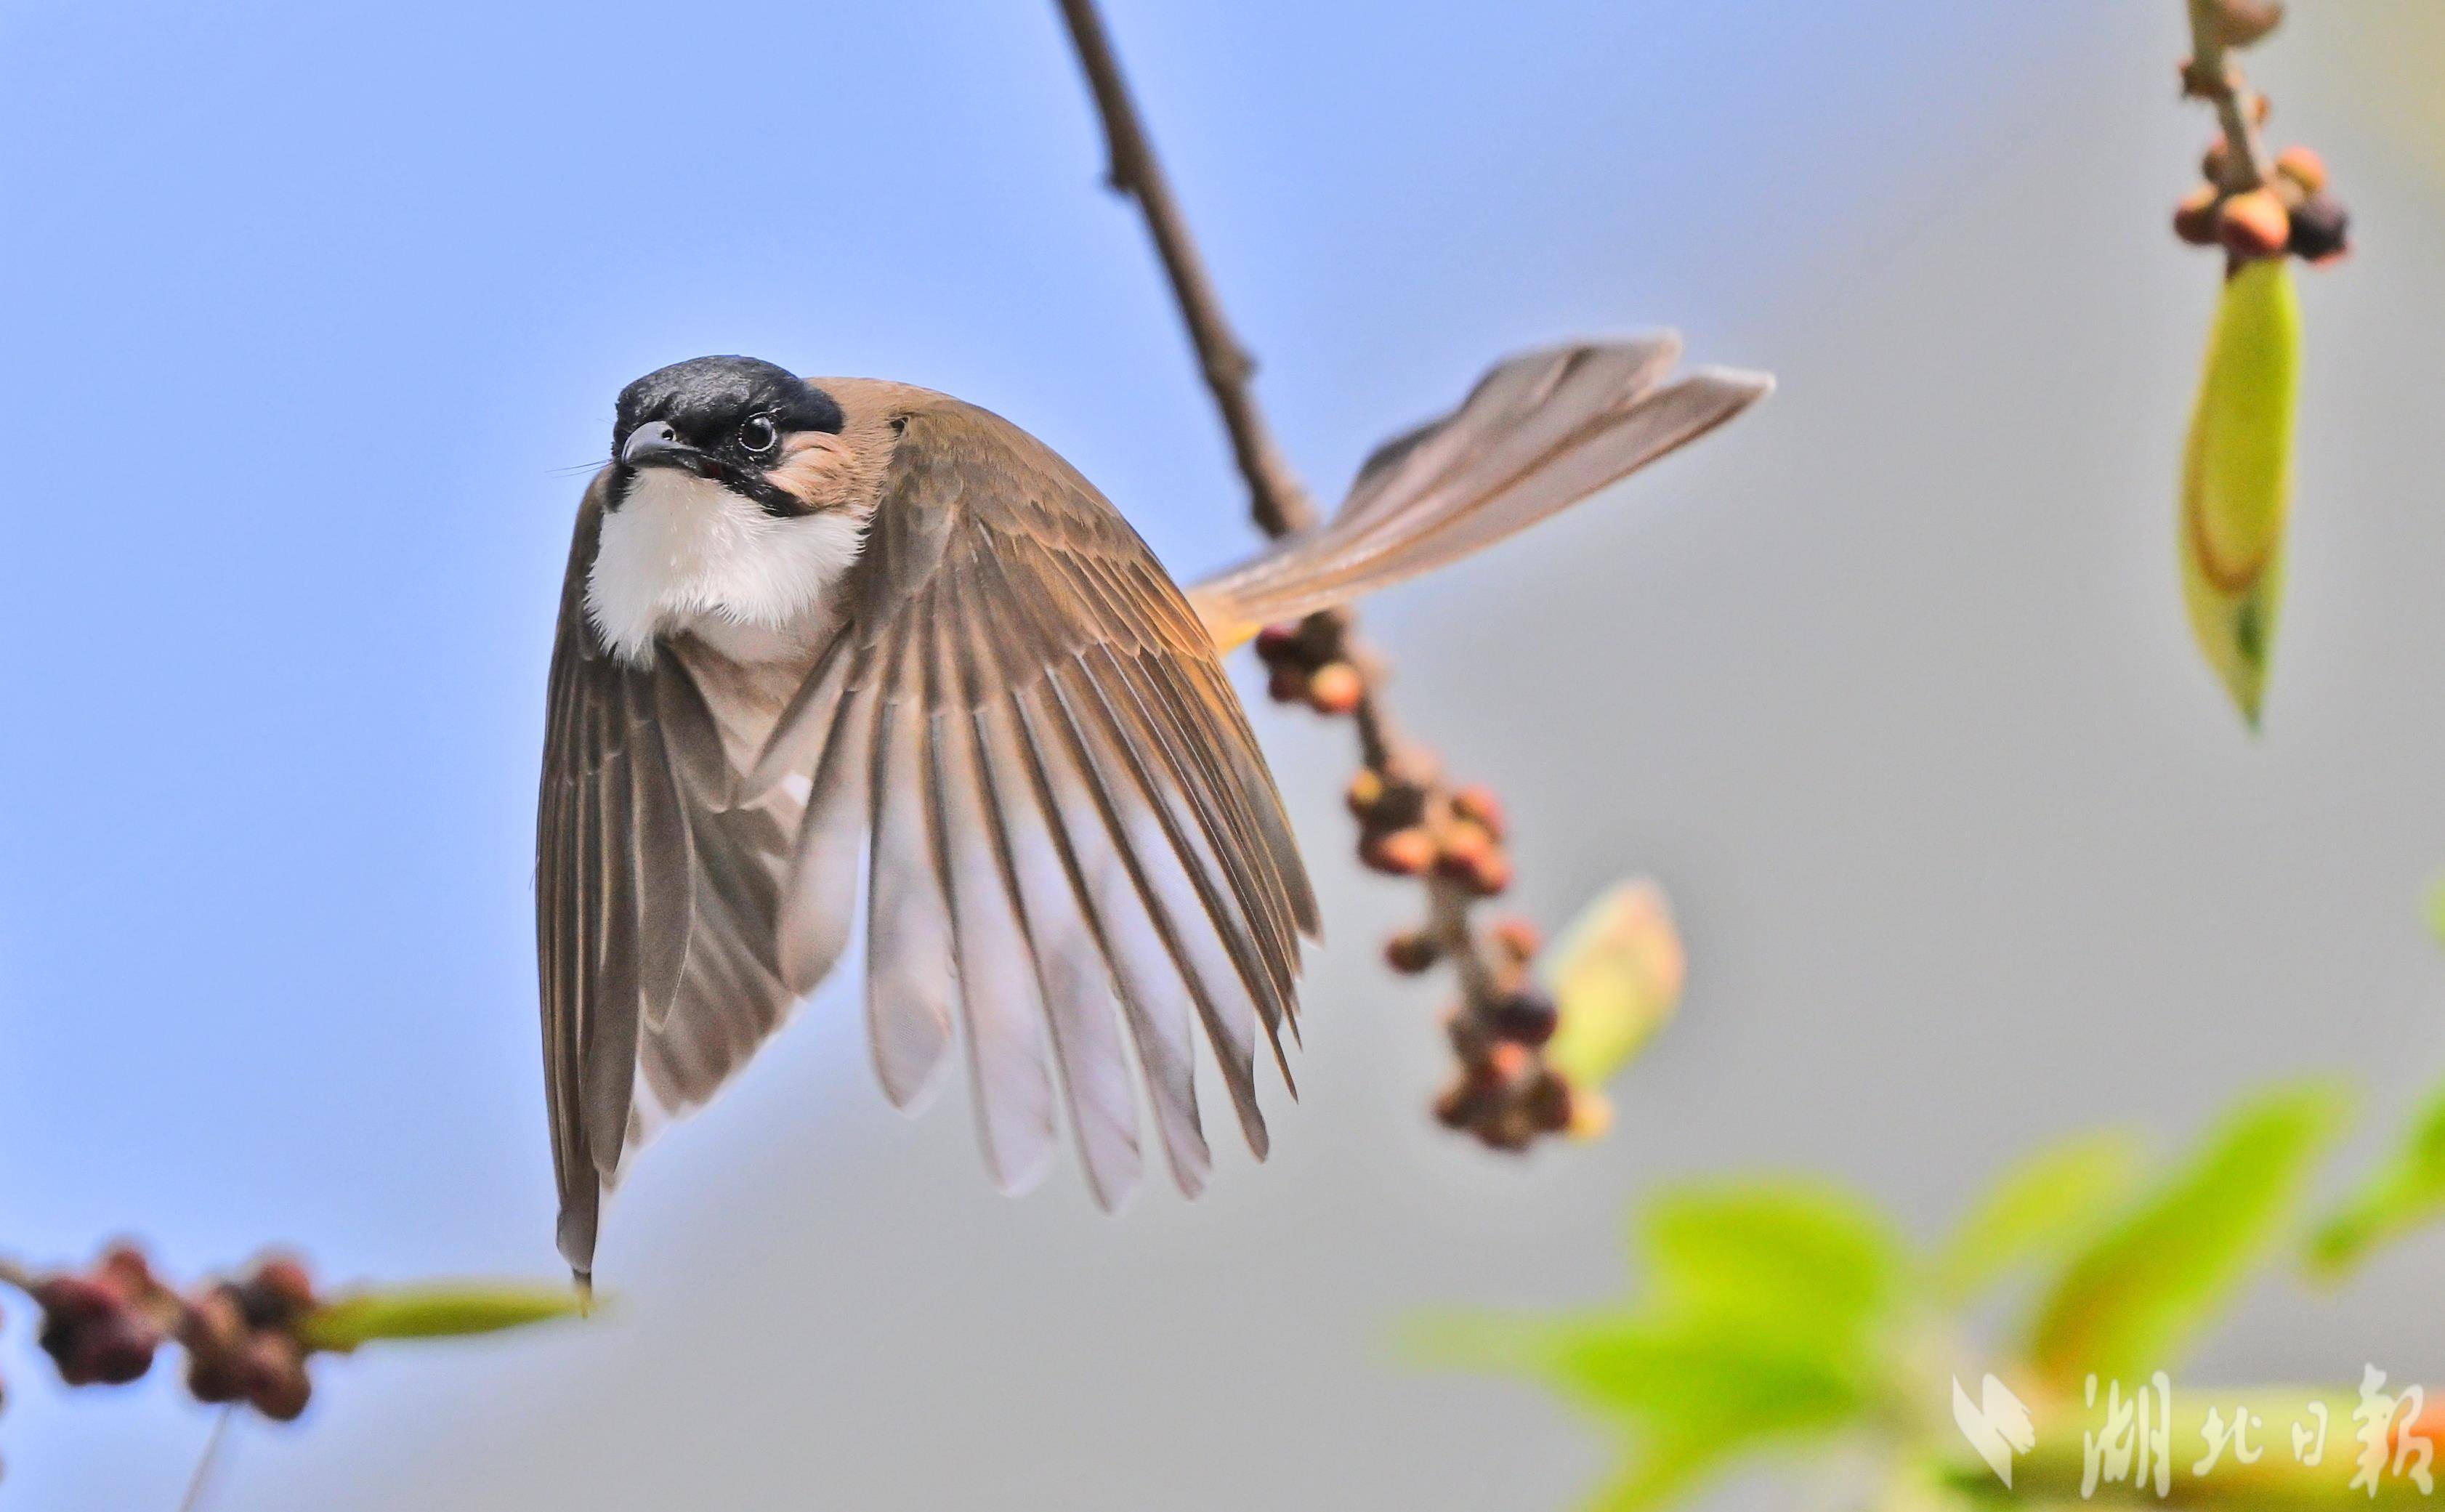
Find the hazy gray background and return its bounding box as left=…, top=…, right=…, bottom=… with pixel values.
left=4, top=2, right=2444, bottom=1507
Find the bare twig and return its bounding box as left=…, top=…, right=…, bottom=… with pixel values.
left=2185, top=0, right=2271, bottom=193
left=1053, top=0, right=1581, bottom=1147
left=1051, top=0, right=1317, bottom=539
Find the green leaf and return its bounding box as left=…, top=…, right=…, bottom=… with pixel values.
left=297, top=1281, right=589, bottom=1353
left=1639, top=1182, right=1901, bottom=1339
left=1415, top=1309, right=1878, bottom=1512
left=2308, top=1078, right=2445, bottom=1278
left=1542, top=881, right=1685, bottom=1125
left=1929, top=1130, right=2143, bottom=1303
left=1561, top=1329, right=1868, bottom=1512
left=1408, top=1179, right=1901, bottom=1512
left=1545, top=1314, right=1875, bottom=1426
left=2023, top=1082, right=2347, bottom=1392
left=2178, top=258, right=2300, bottom=728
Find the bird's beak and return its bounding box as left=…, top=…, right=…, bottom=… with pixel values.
left=621, top=420, right=705, bottom=471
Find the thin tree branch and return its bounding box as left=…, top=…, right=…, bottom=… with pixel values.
left=1053, top=0, right=1579, bottom=1148
left=1052, top=0, right=1318, bottom=539
left=2185, top=0, right=2270, bottom=194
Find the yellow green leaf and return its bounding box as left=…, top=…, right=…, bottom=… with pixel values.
left=2023, top=1082, right=2345, bottom=1392
left=2179, top=257, right=2300, bottom=728
left=1407, top=1179, right=1898, bottom=1512
left=296, top=1280, right=589, bottom=1353
left=1639, top=1182, right=1901, bottom=1338
left=2309, top=1076, right=2445, bottom=1279
left=1543, top=881, right=1685, bottom=1117
left=1929, top=1129, right=2143, bottom=1303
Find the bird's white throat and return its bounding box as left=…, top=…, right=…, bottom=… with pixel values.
left=586, top=469, right=865, bottom=666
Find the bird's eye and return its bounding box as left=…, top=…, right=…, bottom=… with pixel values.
left=739, top=415, right=780, bottom=457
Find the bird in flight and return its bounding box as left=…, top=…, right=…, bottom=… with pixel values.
left=538, top=339, right=1769, bottom=1285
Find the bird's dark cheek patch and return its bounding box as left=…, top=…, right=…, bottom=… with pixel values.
left=734, top=474, right=817, bottom=518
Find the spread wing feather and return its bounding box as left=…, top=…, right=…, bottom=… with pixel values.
left=748, top=400, right=1311, bottom=1206
left=538, top=482, right=798, bottom=1279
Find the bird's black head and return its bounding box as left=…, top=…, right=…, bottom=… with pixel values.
left=610, top=355, right=846, bottom=516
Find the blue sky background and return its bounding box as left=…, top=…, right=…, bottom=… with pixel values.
left=4, top=3, right=2443, bottom=1508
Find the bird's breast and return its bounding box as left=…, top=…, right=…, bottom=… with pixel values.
left=585, top=469, right=866, bottom=666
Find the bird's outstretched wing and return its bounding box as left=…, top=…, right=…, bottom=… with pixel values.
left=538, top=479, right=799, bottom=1280
left=1187, top=336, right=1772, bottom=644
left=748, top=397, right=1317, bottom=1215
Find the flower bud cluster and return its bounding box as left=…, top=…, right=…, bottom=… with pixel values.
left=12, top=1244, right=320, bottom=1423
left=2173, top=144, right=2348, bottom=266
left=1428, top=907, right=1585, bottom=1152
left=2170, top=0, right=2346, bottom=268
left=1254, top=618, right=1367, bottom=716
left=1346, top=767, right=1515, bottom=899
left=1254, top=614, right=1580, bottom=1151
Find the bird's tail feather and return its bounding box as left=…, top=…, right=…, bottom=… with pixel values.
left=1186, top=336, right=1771, bottom=648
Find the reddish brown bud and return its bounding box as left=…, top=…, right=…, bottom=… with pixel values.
left=254, top=1258, right=315, bottom=1311
left=1431, top=1085, right=1466, bottom=1128
left=1344, top=769, right=1384, bottom=820
left=1251, top=623, right=1301, bottom=664
left=1364, top=827, right=1435, bottom=877
left=2173, top=184, right=2223, bottom=246
left=241, top=1335, right=312, bottom=1422
left=1485, top=989, right=1559, bottom=1047
left=1449, top=784, right=1506, bottom=839
left=1475, top=1114, right=1537, bottom=1153
left=1383, top=929, right=1440, bottom=975
left=33, top=1275, right=159, bottom=1387
left=233, top=1256, right=315, bottom=1331
left=1432, top=1078, right=1487, bottom=1131
left=2216, top=0, right=2285, bottom=48
left=2287, top=193, right=2349, bottom=263
left=2200, top=139, right=2233, bottom=186
left=1434, top=822, right=1494, bottom=881
left=1305, top=661, right=1364, bottom=715
left=1463, top=847, right=1515, bottom=898
left=2218, top=188, right=2290, bottom=259
left=2274, top=145, right=2326, bottom=195
left=94, top=1245, right=167, bottom=1308
left=185, top=1355, right=245, bottom=1405
left=179, top=1288, right=250, bottom=1404
left=1264, top=665, right=1306, bottom=705
left=80, top=1322, right=156, bottom=1387
left=1489, top=916, right=1543, bottom=963
left=1521, top=1071, right=1575, bottom=1134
